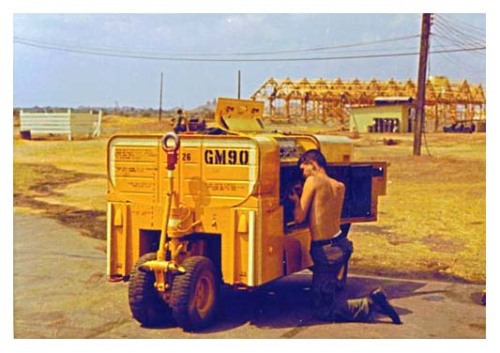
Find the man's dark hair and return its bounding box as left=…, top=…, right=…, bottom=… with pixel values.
left=298, top=149, right=327, bottom=169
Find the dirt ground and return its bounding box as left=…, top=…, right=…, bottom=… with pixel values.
left=12, top=116, right=486, bottom=284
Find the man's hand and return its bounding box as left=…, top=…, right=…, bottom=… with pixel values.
left=288, top=183, right=302, bottom=204
left=289, top=189, right=299, bottom=204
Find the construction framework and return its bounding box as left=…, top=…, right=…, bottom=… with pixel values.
left=251, top=76, right=486, bottom=131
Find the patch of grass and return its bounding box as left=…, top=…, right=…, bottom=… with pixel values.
left=13, top=163, right=106, bottom=239
left=350, top=132, right=485, bottom=283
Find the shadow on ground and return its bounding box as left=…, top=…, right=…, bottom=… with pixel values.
left=193, top=272, right=443, bottom=336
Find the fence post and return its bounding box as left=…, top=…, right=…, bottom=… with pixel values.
left=67, top=109, right=72, bottom=141
left=93, top=110, right=102, bottom=137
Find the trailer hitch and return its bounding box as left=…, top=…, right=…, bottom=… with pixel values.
left=142, top=132, right=185, bottom=292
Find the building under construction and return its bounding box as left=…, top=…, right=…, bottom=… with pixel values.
left=250, top=76, right=486, bottom=132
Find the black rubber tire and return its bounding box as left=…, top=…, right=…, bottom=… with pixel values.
left=170, top=256, right=220, bottom=331
left=128, top=252, right=173, bottom=327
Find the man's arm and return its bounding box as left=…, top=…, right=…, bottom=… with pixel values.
left=292, top=177, right=315, bottom=223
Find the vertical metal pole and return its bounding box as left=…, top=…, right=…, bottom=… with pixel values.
left=247, top=210, right=255, bottom=286
left=159, top=72, right=164, bottom=122
left=413, top=13, right=432, bottom=156
left=237, top=70, right=241, bottom=99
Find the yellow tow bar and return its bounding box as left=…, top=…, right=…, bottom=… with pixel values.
left=139, top=132, right=184, bottom=292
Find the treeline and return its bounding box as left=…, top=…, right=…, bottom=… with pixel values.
left=13, top=99, right=217, bottom=120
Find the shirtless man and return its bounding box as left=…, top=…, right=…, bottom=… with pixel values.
left=291, top=150, right=344, bottom=243
left=290, top=149, right=401, bottom=324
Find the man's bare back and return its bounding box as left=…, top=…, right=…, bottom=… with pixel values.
left=291, top=169, right=345, bottom=242
left=304, top=174, right=345, bottom=241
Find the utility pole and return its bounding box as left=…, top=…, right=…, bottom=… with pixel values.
left=413, top=13, right=432, bottom=156
left=237, top=70, right=241, bottom=99
left=159, top=72, right=164, bottom=122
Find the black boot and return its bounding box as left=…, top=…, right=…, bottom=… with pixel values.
left=369, top=287, right=402, bottom=324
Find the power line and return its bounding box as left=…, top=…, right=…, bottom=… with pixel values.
left=432, top=22, right=485, bottom=50
left=14, top=36, right=484, bottom=62
left=430, top=15, right=486, bottom=75
left=432, top=15, right=485, bottom=50
left=428, top=14, right=486, bottom=85
left=432, top=49, right=486, bottom=78
left=435, top=14, right=485, bottom=37
left=14, top=34, right=421, bottom=57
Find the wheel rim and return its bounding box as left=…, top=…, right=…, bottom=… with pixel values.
left=192, top=272, right=215, bottom=318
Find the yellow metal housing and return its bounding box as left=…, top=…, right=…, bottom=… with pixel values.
left=106, top=98, right=387, bottom=287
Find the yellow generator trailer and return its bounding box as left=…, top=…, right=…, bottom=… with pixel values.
left=106, top=98, right=387, bottom=331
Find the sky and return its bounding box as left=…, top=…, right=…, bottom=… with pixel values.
left=11, top=10, right=486, bottom=110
